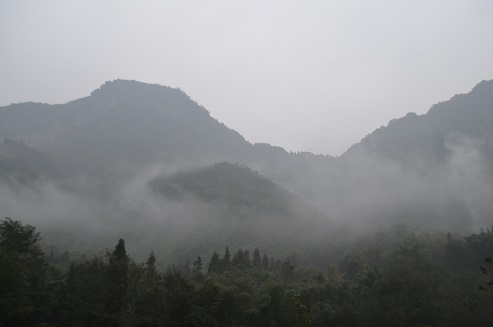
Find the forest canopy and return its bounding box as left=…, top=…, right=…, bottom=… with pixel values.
left=1, top=217, right=492, bottom=326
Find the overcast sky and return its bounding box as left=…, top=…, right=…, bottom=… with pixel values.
left=1, top=1, right=492, bottom=156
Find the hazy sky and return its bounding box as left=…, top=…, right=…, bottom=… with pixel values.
left=1, top=1, right=492, bottom=156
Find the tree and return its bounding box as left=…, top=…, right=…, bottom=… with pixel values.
left=134, top=251, right=164, bottom=326
left=162, top=272, right=195, bottom=325
left=233, top=249, right=245, bottom=268
left=58, top=258, right=108, bottom=326
left=291, top=294, right=311, bottom=326
left=479, top=257, right=493, bottom=291
left=253, top=248, right=261, bottom=268
left=106, top=238, right=129, bottom=326
left=244, top=250, right=252, bottom=268
left=208, top=252, right=222, bottom=274
left=193, top=256, right=203, bottom=275
left=0, top=217, right=42, bottom=255
left=0, top=217, right=49, bottom=325
left=262, top=254, right=270, bottom=271
left=146, top=251, right=156, bottom=270
left=222, top=247, right=231, bottom=270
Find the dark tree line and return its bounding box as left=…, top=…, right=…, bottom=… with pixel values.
left=207, top=247, right=272, bottom=274
left=1, top=217, right=493, bottom=326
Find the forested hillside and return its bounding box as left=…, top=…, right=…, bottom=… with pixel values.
left=150, top=162, right=303, bottom=217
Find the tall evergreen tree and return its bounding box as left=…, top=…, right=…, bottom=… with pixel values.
left=134, top=251, right=164, bottom=326
left=262, top=254, right=270, bottom=271
left=106, top=238, right=129, bottom=326
left=59, top=257, right=107, bottom=326
left=222, top=247, right=231, bottom=270
left=208, top=252, right=222, bottom=274
left=244, top=250, right=252, bottom=268
left=235, top=249, right=245, bottom=268
left=146, top=251, right=156, bottom=271
left=253, top=248, right=261, bottom=268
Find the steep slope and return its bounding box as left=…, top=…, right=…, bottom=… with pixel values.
left=342, top=80, right=493, bottom=173
left=0, top=79, right=335, bottom=203
left=331, top=80, right=493, bottom=232
left=0, top=138, right=61, bottom=185
left=0, top=80, right=254, bottom=171
left=150, top=162, right=316, bottom=218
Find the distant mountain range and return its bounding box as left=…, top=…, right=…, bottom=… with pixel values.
left=1, top=79, right=491, bottom=176
left=0, top=79, right=492, bottom=260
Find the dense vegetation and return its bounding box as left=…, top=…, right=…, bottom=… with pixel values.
left=150, top=162, right=295, bottom=215
left=1, top=217, right=492, bottom=326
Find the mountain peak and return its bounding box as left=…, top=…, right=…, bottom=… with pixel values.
left=471, top=79, right=493, bottom=93
left=84, top=79, right=211, bottom=117
left=91, top=79, right=185, bottom=101
left=91, top=79, right=174, bottom=95
left=342, top=79, right=493, bottom=168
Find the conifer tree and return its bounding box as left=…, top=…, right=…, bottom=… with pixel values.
left=146, top=251, right=156, bottom=271
left=262, top=254, right=270, bottom=271
left=106, top=238, right=129, bottom=326
left=253, top=248, right=261, bottom=268
left=244, top=250, right=251, bottom=268
left=235, top=249, right=245, bottom=267
left=193, top=256, right=202, bottom=275
left=208, top=252, right=222, bottom=274
left=222, top=246, right=231, bottom=270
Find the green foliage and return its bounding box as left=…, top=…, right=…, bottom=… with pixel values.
left=193, top=256, right=203, bottom=275
left=208, top=252, right=222, bottom=274
left=466, top=228, right=493, bottom=263
left=0, top=217, right=42, bottom=255
left=479, top=257, right=493, bottom=291
left=2, top=219, right=493, bottom=326
left=0, top=217, right=49, bottom=325
left=221, top=247, right=231, bottom=270
left=150, top=162, right=296, bottom=216
left=57, top=258, right=108, bottom=325
left=291, top=293, right=312, bottom=326
left=253, top=248, right=261, bottom=268
left=106, top=238, right=130, bottom=326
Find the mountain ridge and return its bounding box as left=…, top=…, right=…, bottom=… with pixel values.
left=0, top=78, right=492, bottom=236
left=342, top=79, right=493, bottom=170
left=3, top=78, right=491, bottom=161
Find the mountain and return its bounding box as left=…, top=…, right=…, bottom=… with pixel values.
left=150, top=161, right=318, bottom=218
left=0, top=138, right=61, bottom=185
left=343, top=80, right=493, bottom=173
left=147, top=162, right=334, bottom=264
left=330, top=80, right=493, bottom=232
left=0, top=78, right=492, bottom=261
left=0, top=79, right=333, bottom=202
left=0, top=80, right=257, bottom=172
left=2, top=78, right=492, bottom=176
left=0, top=80, right=336, bottom=262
